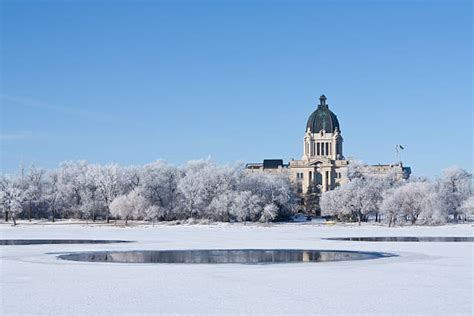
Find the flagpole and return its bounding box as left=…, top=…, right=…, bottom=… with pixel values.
left=396, top=145, right=405, bottom=165
left=396, top=145, right=400, bottom=165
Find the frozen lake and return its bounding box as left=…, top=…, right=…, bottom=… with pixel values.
left=0, top=223, right=472, bottom=315
left=58, top=249, right=394, bottom=264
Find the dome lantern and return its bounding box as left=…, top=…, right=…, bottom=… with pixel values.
left=306, top=94, right=340, bottom=133
left=319, top=95, right=327, bottom=107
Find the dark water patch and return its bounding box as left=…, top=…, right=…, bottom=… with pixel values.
left=58, top=249, right=395, bottom=264
left=325, top=237, right=474, bottom=242
left=0, top=239, right=132, bottom=245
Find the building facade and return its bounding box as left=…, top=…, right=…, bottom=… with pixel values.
left=246, top=95, right=411, bottom=214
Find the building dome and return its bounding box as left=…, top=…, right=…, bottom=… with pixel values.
left=306, top=95, right=340, bottom=133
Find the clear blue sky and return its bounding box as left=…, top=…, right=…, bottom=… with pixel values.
left=1, top=0, right=472, bottom=178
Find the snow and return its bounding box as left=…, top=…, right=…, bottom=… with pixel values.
left=1, top=223, right=472, bottom=315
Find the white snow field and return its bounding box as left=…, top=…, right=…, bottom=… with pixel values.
left=1, top=223, right=472, bottom=315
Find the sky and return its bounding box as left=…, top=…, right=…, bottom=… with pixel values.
left=1, top=0, right=472, bottom=178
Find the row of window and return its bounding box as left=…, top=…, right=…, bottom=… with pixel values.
left=306, top=141, right=340, bottom=157
left=297, top=182, right=341, bottom=195
left=316, top=142, right=330, bottom=156
left=297, top=171, right=342, bottom=179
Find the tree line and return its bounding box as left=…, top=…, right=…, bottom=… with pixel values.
left=0, top=159, right=297, bottom=225
left=1, top=159, right=472, bottom=226
left=320, top=162, right=473, bottom=226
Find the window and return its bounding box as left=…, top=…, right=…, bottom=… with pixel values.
left=315, top=172, right=322, bottom=185
left=309, top=171, right=313, bottom=181
left=325, top=143, right=329, bottom=156
left=328, top=171, right=331, bottom=190
left=317, top=142, right=320, bottom=155
left=297, top=183, right=303, bottom=193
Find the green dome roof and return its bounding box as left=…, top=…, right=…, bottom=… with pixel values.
left=306, top=95, right=340, bottom=133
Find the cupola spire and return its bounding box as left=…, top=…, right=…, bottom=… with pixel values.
left=319, top=94, right=327, bottom=107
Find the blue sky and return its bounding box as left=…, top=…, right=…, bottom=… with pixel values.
left=1, top=0, right=472, bottom=178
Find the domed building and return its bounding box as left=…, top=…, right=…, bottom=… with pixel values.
left=246, top=95, right=411, bottom=214
left=290, top=95, right=349, bottom=194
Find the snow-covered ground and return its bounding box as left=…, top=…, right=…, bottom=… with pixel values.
left=1, top=223, right=472, bottom=315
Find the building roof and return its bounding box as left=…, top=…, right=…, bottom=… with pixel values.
left=306, top=95, right=340, bottom=133
left=263, top=159, right=284, bottom=169
left=245, top=163, right=263, bottom=169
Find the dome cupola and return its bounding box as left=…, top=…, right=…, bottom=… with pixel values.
left=306, top=95, right=340, bottom=133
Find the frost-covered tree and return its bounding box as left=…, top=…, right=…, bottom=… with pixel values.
left=0, top=175, right=24, bottom=225
left=142, top=205, right=164, bottom=224
left=320, top=178, right=369, bottom=224
left=459, top=196, right=474, bottom=219
left=260, top=203, right=279, bottom=223
left=231, top=191, right=263, bottom=224
left=79, top=166, right=103, bottom=221
left=380, top=181, right=436, bottom=226
left=238, top=172, right=295, bottom=221
left=341, top=178, right=370, bottom=225
left=174, top=160, right=294, bottom=222
left=0, top=159, right=297, bottom=223
left=23, top=166, right=45, bottom=221
left=123, top=165, right=141, bottom=193
left=320, top=188, right=341, bottom=219
left=207, top=191, right=236, bottom=222
left=89, top=164, right=125, bottom=222
left=347, top=159, right=366, bottom=181
left=379, top=189, right=401, bottom=227
left=419, top=189, right=446, bottom=225
left=57, top=161, right=89, bottom=218
left=140, top=161, right=180, bottom=220
left=365, top=172, right=401, bottom=222
left=436, top=167, right=472, bottom=221
left=45, top=171, right=64, bottom=222
left=321, top=168, right=402, bottom=224
left=110, top=189, right=148, bottom=225
left=177, top=160, right=239, bottom=220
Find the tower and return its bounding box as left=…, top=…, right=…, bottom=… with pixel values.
left=303, top=95, right=344, bottom=161
left=288, top=94, right=348, bottom=201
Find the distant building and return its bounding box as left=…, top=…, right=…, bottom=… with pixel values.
left=246, top=95, right=411, bottom=214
